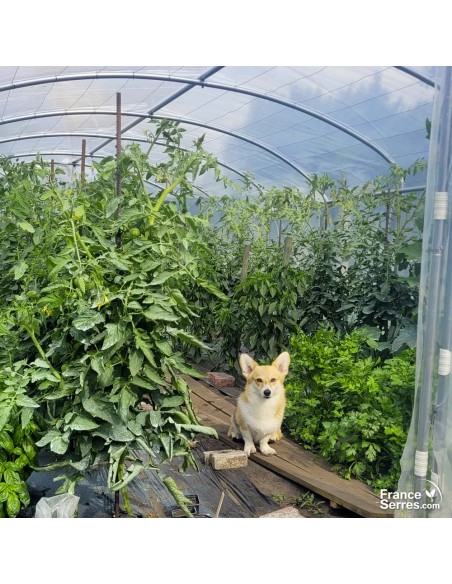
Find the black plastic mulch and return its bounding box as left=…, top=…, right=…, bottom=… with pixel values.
left=22, top=435, right=279, bottom=518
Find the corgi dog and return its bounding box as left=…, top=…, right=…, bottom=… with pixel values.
left=228, top=352, right=290, bottom=456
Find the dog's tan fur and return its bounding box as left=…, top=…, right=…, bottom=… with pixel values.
left=228, top=352, right=290, bottom=456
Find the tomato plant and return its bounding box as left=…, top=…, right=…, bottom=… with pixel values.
left=0, top=122, right=231, bottom=516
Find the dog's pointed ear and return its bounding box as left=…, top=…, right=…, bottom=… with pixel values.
left=239, top=354, right=258, bottom=379
left=272, top=352, right=290, bottom=377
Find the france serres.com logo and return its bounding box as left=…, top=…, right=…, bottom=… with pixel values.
left=380, top=480, right=442, bottom=511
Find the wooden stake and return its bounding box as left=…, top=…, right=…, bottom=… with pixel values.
left=116, top=92, right=122, bottom=198
left=384, top=200, right=391, bottom=247
left=115, top=93, right=123, bottom=248
left=283, top=236, right=293, bottom=266
left=81, top=139, right=86, bottom=184
left=50, top=159, right=55, bottom=182
left=323, top=201, right=329, bottom=230
left=241, top=243, right=251, bottom=282
left=215, top=491, right=225, bottom=518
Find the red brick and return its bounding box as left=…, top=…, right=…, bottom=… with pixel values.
left=207, top=372, right=236, bottom=388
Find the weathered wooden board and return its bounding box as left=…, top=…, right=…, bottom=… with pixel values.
left=187, top=377, right=392, bottom=518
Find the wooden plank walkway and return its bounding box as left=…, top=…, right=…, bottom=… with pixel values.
left=186, top=376, right=392, bottom=518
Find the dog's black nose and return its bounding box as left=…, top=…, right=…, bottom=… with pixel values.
left=263, top=389, right=271, bottom=397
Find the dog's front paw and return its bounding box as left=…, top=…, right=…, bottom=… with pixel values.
left=244, top=444, right=256, bottom=456
left=260, top=445, right=276, bottom=456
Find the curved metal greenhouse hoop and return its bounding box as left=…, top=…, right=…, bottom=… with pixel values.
left=0, top=131, right=261, bottom=186
left=394, top=66, right=435, bottom=87
left=0, top=71, right=396, bottom=164
left=0, top=110, right=312, bottom=181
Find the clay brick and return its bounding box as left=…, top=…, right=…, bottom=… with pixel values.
left=259, top=506, right=303, bottom=518
left=206, top=372, right=236, bottom=388
left=203, top=449, right=248, bottom=470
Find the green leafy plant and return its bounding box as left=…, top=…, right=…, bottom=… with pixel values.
left=0, top=384, right=42, bottom=517
left=284, top=329, right=415, bottom=490
left=0, top=122, right=233, bottom=516
left=271, top=492, right=326, bottom=516
left=217, top=265, right=308, bottom=365
left=195, top=161, right=424, bottom=368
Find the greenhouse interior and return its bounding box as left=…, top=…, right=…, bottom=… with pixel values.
left=0, top=65, right=451, bottom=519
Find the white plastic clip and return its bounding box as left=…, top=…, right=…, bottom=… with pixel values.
left=438, top=348, right=451, bottom=376
left=434, top=191, right=448, bottom=220
left=415, top=450, right=429, bottom=477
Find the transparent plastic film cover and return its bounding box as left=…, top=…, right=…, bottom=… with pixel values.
left=396, top=67, right=452, bottom=517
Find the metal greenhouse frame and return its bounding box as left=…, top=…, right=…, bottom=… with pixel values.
left=0, top=66, right=435, bottom=192
left=2, top=65, right=451, bottom=519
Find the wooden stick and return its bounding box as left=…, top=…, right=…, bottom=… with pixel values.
left=116, top=92, right=122, bottom=198
left=283, top=236, right=293, bottom=266
left=215, top=491, right=225, bottom=518
left=81, top=139, right=86, bottom=184
left=241, top=243, right=251, bottom=282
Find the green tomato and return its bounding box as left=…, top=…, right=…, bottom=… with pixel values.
left=129, top=228, right=141, bottom=238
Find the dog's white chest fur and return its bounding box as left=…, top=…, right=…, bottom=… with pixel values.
left=239, top=395, right=281, bottom=441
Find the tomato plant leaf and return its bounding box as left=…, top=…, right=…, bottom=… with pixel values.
left=68, top=415, right=100, bottom=431
left=174, top=330, right=211, bottom=350
left=15, top=395, right=39, bottom=409
left=129, top=350, right=144, bottom=377
left=143, top=305, right=179, bottom=322
left=13, top=261, right=28, bottom=280
left=102, top=322, right=127, bottom=350
left=73, top=310, right=105, bottom=332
